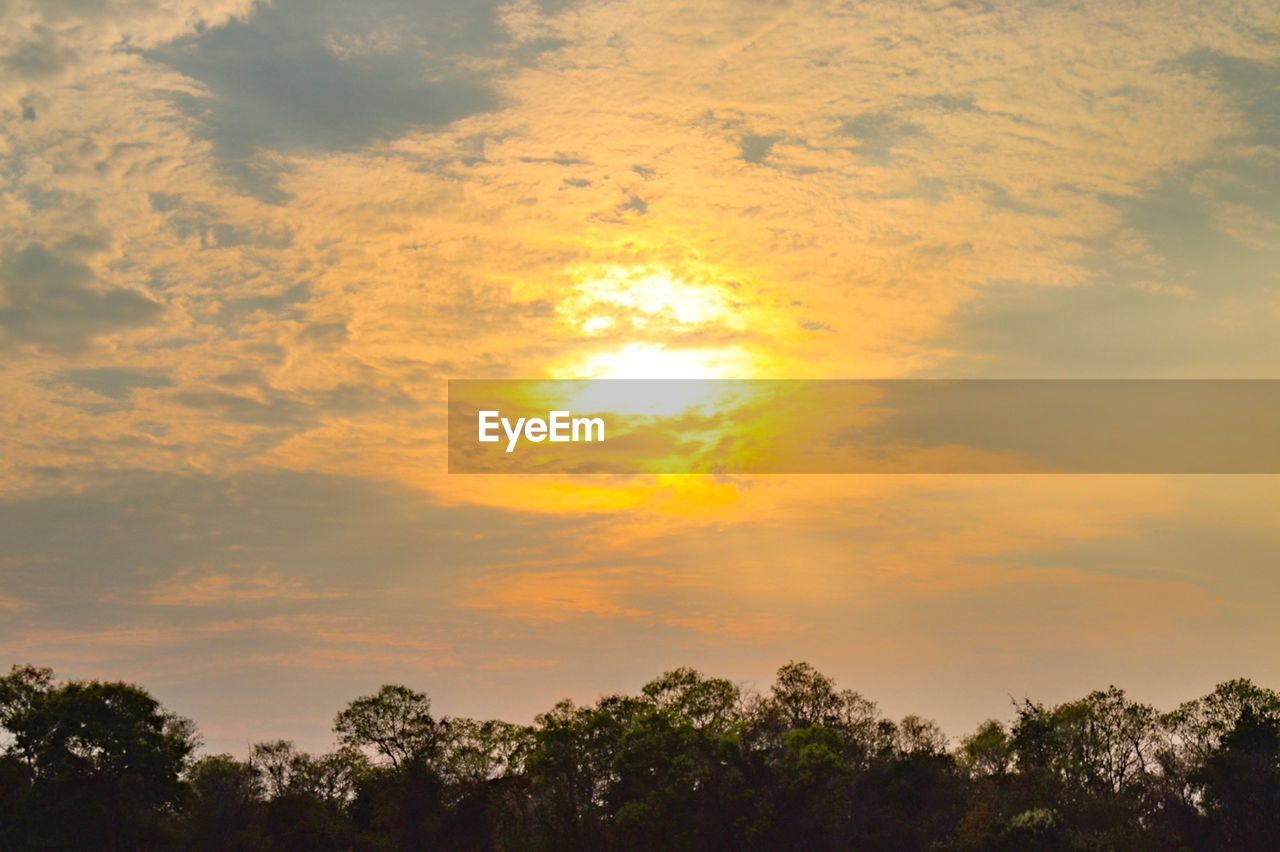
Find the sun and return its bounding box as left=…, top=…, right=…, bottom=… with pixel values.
left=558, top=265, right=742, bottom=336
left=553, top=264, right=767, bottom=380
left=571, top=341, right=754, bottom=380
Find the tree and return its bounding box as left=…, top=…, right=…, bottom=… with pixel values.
left=249, top=739, right=366, bottom=803
left=247, top=740, right=366, bottom=850
left=1164, top=678, right=1280, bottom=767
left=6, top=661, right=1280, bottom=849
left=1009, top=687, right=1162, bottom=846
left=767, top=661, right=846, bottom=729
left=1194, top=706, right=1280, bottom=850
left=897, top=714, right=949, bottom=756
left=525, top=696, right=644, bottom=848
left=611, top=705, right=761, bottom=849
left=186, top=754, right=263, bottom=850
left=0, top=666, right=197, bottom=850
left=960, top=719, right=1013, bottom=779
left=333, top=684, right=441, bottom=769
left=641, top=667, right=743, bottom=733
left=438, top=716, right=533, bottom=787
left=0, top=665, right=53, bottom=725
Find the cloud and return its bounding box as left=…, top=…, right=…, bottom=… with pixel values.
left=465, top=568, right=661, bottom=621
left=168, top=380, right=417, bottom=438
left=739, top=134, right=782, bottom=164
left=0, top=467, right=608, bottom=749
left=0, top=0, right=256, bottom=99
left=214, top=282, right=311, bottom=325
left=0, top=0, right=1278, bottom=757
left=53, top=367, right=175, bottom=400
left=0, top=467, right=591, bottom=617
left=0, top=26, right=78, bottom=81
left=941, top=278, right=1280, bottom=377
left=1180, top=49, right=1280, bottom=145
left=140, top=572, right=340, bottom=606
left=838, top=112, right=924, bottom=163
left=296, top=319, right=348, bottom=349
left=146, top=0, right=562, bottom=197
left=148, top=192, right=295, bottom=249
left=937, top=48, right=1280, bottom=379
left=0, top=244, right=162, bottom=351
left=0, top=592, right=29, bottom=611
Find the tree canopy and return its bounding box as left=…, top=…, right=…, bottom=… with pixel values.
left=1, top=662, right=1278, bottom=850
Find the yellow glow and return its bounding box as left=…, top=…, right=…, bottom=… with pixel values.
left=560, top=265, right=743, bottom=335
left=548, top=263, right=785, bottom=383
left=567, top=342, right=755, bottom=380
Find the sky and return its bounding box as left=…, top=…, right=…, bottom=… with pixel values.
left=1, top=0, right=1278, bottom=755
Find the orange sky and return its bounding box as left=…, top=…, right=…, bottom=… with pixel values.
left=1, top=0, right=1278, bottom=753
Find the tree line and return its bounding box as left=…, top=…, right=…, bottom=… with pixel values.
left=1, top=661, right=1278, bottom=850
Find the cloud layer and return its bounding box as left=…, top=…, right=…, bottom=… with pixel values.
left=0, top=0, right=1277, bottom=751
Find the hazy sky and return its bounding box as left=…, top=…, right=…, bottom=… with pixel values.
left=1, top=0, right=1278, bottom=754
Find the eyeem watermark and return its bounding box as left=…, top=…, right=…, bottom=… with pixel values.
left=478, top=410, right=606, bottom=453
left=450, top=379, right=1280, bottom=473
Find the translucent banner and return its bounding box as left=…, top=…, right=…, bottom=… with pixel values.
left=448, top=380, right=1280, bottom=474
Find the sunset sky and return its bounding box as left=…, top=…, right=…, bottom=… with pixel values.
left=2, top=0, right=1279, bottom=754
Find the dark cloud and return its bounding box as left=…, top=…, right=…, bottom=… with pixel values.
left=0, top=465, right=611, bottom=751
left=943, top=168, right=1280, bottom=372
left=147, top=0, right=571, bottom=199
left=915, top=93, right=980, bottom=114
left=148, top=193, right=294, bottom=249
left=215, top=282, right=310, bottom=325
left=618, top=195, right=648, bottom=216
left=0, top=244, right=162, bottom=352
left=941, top=54, right=1280, bottom=377
left=170, top=380, right=417, bottom=434
left=1178, top=50, right=1280, bottom=145
left=518, top=153, right=587, bottom=166
left=0, top=27, right=77, bottom=80
left=170, top=388, right=314, bottom=429
left=296, top=320, right=348, bottom=349
left=839, top=112, right=925, bottom=163
left=739, top=134, right=781, bottom=164
left=53, top=367, right=175, bottom=400
left=0, top=469, right=582, bottom=610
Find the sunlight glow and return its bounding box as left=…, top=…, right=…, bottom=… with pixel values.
left=560, top=265, right=743, bottom=335
left=571, top=342, right=753, bottom=380
left=550, top=264, right=777, bottom=383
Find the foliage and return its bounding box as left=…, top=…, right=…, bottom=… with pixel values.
left=2, top=662, right=1278, bottom=850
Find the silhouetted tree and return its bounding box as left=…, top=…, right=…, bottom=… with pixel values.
left=186, top=754, right=263, bottom=850
left=0, top=665, right=196, bottom=850
left=1194, top=706, right=1280, bottom=850
left=4, top=662, right=1280, bottom=850
left=334, top=685, right=441, bottom=770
